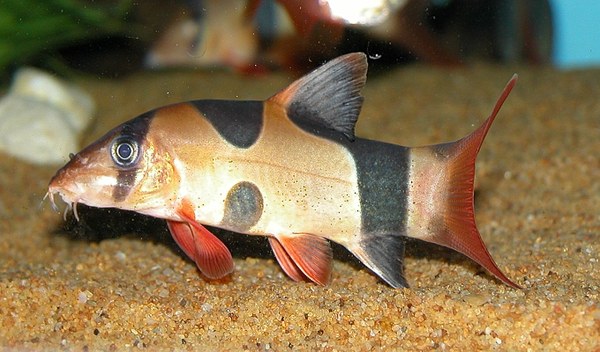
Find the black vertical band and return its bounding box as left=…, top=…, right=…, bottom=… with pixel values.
left=112, top=111, right=154, bottom=202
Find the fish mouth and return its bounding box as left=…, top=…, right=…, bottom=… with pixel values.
left=44, top=188, right=81, bottom=221
left=45, top=154, right=87, bottom=221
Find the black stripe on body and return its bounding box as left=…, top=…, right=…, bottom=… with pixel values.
left=113, top=111, right=154, bottom=202
left=287, top=119, right=410, bottom=235
left=190, top=100, right=263, bottom=148
left=351, top=140, right=410, bottom=288
left=289, top=119, right=410, bottom=287
left=351, top=140, right=409, bottom=236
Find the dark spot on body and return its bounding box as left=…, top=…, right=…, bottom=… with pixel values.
left=221, top=181, right=264, bottom=231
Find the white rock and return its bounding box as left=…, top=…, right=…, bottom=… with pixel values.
left=0, top=96, right=78, bottom=165
left=10, top=67, right=95, bottom=132
left=0, top=68, right=95, bottom=165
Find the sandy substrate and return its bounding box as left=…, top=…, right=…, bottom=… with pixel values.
left=0, top=63, right=598, bottom=351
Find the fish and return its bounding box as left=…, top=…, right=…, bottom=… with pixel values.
left=146, top=0, right=262, bottom=72
left=47, top=52, right=519, bottom=288
left=148, top=0, right=461, bottom=73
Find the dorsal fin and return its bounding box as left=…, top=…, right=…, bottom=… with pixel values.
left=269, top=52, right=368, bottom=141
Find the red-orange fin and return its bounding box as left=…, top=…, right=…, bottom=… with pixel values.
left=268, top=237, right=308, bottom=282
left=167, top=220, right=196, bottom=261
left=175, top=203, right=234, bottom=280
left=270, top=234, right=332, bottom=286
left=188, top=222, right=234, bottom=279
left=428, top=75, right=520, bottom=288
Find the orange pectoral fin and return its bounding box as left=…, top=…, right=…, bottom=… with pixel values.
left=167, top=219, right=234, bottom=279
left=269, top=234, right=333, bottom=286
left=188, top=221, right=234, bottom=279
left=167, top=220, right=196, bottom=261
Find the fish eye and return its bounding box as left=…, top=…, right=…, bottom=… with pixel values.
left=111, top=137, right=139, bottom=167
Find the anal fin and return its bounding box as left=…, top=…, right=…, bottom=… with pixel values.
left=269, top=234, right=333, bottom=285
left=350, top=234, right=409, bottom=288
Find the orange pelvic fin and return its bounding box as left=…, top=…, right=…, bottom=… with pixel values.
left=268, top=237, right=308, bottom=282
left=428, top=74, right=520, bottom=288
left=269, top=234, right=333, bottom=285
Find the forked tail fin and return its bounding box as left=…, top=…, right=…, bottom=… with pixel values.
left=408, top=75, right=520, bottom=288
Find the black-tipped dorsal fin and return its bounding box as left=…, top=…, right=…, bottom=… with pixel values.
left=269, top=52, right=368, bottom=140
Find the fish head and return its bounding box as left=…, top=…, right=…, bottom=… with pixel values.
left=48, top=113, right=180, bottom=217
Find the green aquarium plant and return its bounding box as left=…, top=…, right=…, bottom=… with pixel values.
left=0, top=0, right=134, bottom=76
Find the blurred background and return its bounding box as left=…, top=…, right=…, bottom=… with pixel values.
left=0, top=0, right=599, bottom=80
left=551, top=0, right=600, bottom=68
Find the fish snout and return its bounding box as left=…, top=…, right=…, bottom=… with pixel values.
left=47, top=167, right=74, bottom=206
left=48, top=163, right=71, bottom=193
left=47, top=152, right=88, bottom=202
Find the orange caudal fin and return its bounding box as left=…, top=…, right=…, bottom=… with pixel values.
left=415, top=75, right=520, bottom=288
